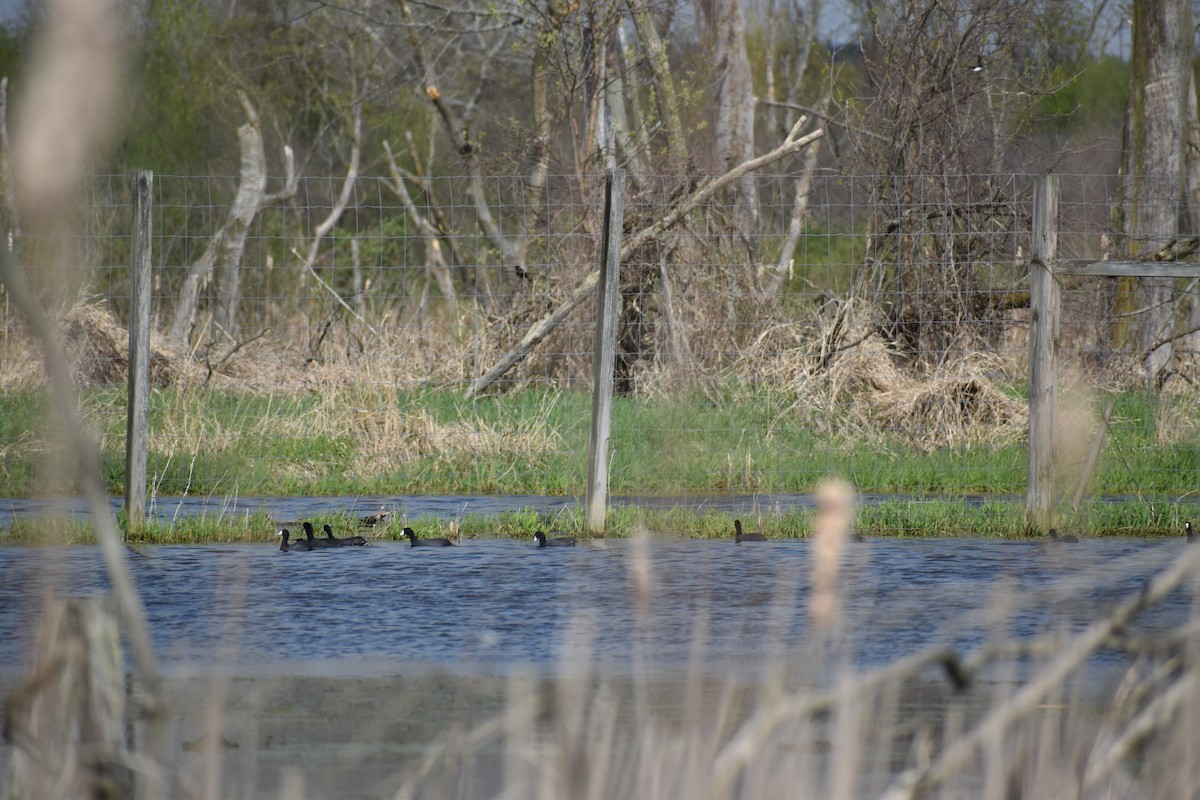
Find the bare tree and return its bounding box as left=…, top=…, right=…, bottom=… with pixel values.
left=169, top=92, right=296, bottom=349
left=711, top=0, right=758, bottom=238
left=1119, top=0, right=1193, bottom=382
left=844, top=0, right=1052, bottom=362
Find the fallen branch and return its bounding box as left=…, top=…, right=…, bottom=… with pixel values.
left=465, top=119, right=825, bottom=398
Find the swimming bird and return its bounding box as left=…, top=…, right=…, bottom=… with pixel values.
left=278, top=529, right=313, bottom=552
left=734, top=519, right=766, bottom=542
left=323, top=524, right=367, bottom=547
left=402, top=527, right=454, bottom=547
left=1048, top=528, right=1078, bottom=543
left=852, top=532, right=866, bottom=543
left=1186, top=521, right=1195, bottom=543
left=359, top=507, right=390, bottom=527
left=534, top=530, right=576, bottom=548
left=302, top=521, right=337, bottom=548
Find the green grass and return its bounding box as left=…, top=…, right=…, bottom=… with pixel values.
left=0, top=385, right=1195, bottom=541
left=2, top=497, right=1191, bottom=544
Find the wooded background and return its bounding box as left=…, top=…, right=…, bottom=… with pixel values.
left=0, top=0, right=1197, bottom=392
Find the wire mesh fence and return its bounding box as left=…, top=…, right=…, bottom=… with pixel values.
left=2, top=171, right=1197, bottom=510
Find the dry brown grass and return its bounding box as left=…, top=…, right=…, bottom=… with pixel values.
left=730, top=299, right=1026, bottom=450
left=871, top=354, right=1027, bottom=451
left=1154, top=388, right=1200, bottom=448
left=0, top=289, right=1180, bottom=458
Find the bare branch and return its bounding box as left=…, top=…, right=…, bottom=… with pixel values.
left=466, top=122, right=825, bottom=397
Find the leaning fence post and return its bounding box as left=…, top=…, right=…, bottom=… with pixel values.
left=1027, top=174, right=1059, bottom=532
left=585, top=168, right=625, bottom=537
left=125, top=170, right=152, bottom=531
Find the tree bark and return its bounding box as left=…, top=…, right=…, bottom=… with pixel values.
left=170, top=92, right=268, bottom=348
left=1184, top=69, right=1200, bottom=359
left=1123, top=0, right=1192, bottom=380
left=712, top=0, right=757, bottom=238
left=213, top=92, right=268, bottom=340
left=627, top=0, right=688, bottom=167
left=527, top=45, right=552, bottom=218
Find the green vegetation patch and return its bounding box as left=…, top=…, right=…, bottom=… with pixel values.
left=0, top=386, right=1195, bottom=500
left=2, top=498, right=1191, bottom=545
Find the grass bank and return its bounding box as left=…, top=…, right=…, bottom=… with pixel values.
left=0, top=386, right=1196, bottom=499
left=2, top=496, right=1192, bottom=544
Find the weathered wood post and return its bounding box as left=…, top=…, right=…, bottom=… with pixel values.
left=1027, top=174, right=1059, bottom=532
left=585, top=168, right=624, bottom=536
left=126, top=170, right=152, bottom=530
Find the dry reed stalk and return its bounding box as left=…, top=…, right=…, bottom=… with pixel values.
left=0, top=2, right=171, bottom=797
left=810, top=478, right=855, bottom=629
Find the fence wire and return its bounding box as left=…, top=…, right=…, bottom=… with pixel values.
left=3, top=172, right=1197, bottom=510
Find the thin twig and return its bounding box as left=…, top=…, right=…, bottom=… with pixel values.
left=292, top=247, right=384, bottom=343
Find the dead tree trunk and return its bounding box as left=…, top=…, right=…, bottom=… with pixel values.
left=1121, top=0, right=1192, bottom=382
left=528, top=45, right=552, bottom=219
left=1184, top=70, right=1200, bottom=361
left=169, top=92, right=295, bottom=348
left=627, top=0, right=688, bottom=168
left=712, top=0, right=757, bottom=240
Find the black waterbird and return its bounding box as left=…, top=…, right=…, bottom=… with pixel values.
left=534, top=530, right=576, bottom=548
left=323, top=524, right=367, bottom=547
left=278, top=529, right=313, bottom=552
left=734, top=519, right=766, bottom=542
left=402, top=527, right=454, bottom=547
left=303, top=521, right=337, bottom=548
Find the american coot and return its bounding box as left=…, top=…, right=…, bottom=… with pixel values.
left=323, top=524, right=367, bottom=547
left=1186, top=521, right=1195, bottom=543
left=278, top=529, right=314, bottom=552
left=402, top=527, right=454, bottom=547
left=533, top=530, right=576, bottom=548
left=734, top=519, right=766, bottom=543
left=1048, top=528, right=1079, bottom=543
left=302, top=521, right=337, bottom=549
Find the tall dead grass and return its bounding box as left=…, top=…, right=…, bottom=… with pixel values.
left=733, top=299, right=1027, bottom=450
left=0, top=283, right=1186, bottom=458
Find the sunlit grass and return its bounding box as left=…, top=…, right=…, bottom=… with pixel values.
left=0, top=386, right=1195, bottom=501
left=2, top=496, right=1191, bottom=544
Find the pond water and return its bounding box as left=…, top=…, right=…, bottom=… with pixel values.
left=0, top=538, right=1190, bottom=674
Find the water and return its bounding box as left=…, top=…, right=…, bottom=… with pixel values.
left=0, top=538, right=1190, bottom=674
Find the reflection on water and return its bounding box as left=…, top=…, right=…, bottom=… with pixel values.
left=0, top=538, right=1189, bottom=673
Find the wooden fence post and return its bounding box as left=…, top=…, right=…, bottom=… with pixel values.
left=585, top=168, right=625, bottom=537
left=1027, top=174, right=1059, bottom=532
left=125, top=170, right=152, bottom=530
